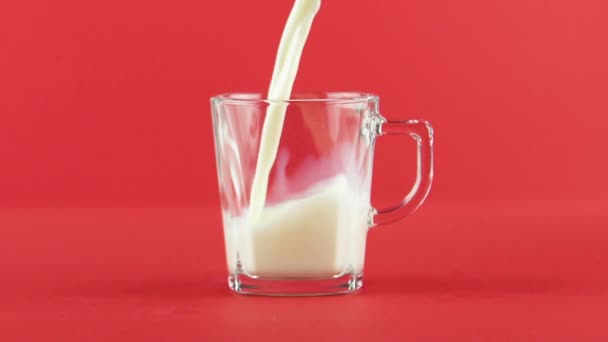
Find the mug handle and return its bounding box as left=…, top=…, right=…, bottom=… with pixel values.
left=370, top=118, right=434, bottom=226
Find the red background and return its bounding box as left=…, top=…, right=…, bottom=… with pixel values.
left=1, top=0, right=607, bottom=340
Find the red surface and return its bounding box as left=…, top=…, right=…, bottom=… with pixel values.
left=1, top=0, right=608, bottom=340
left=2, top=204, right=608, bottom=341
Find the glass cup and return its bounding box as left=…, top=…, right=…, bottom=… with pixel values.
left=211, top=92, right=433, bottom=295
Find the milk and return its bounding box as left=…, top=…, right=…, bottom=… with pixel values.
left=223, top=0, right=370, bottom=278
left=248, top=0, right=321, bottom=220
left=224, top=175, right=369, bottom=277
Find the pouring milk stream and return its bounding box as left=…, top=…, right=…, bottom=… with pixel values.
left=225, top=0, right=369, bottom=277
left=248, top=0, right=322, bottom=221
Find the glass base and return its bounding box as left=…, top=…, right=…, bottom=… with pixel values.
left=228, top=272, right=363, bottom=296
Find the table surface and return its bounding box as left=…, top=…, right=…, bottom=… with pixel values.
left=1, top=201, right=607, bottom=341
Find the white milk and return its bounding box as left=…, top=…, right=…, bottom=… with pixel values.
left=224, top=175, right=369, bottom=277
left=223, top=0, right=370, bottom=277
left=248, top=0, right=321, bottom=220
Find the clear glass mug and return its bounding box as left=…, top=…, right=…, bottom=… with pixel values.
left=211, top=92, right=433, bottom=295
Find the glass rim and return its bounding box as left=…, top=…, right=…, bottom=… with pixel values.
left=211, top=92, right=378, bottom=104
